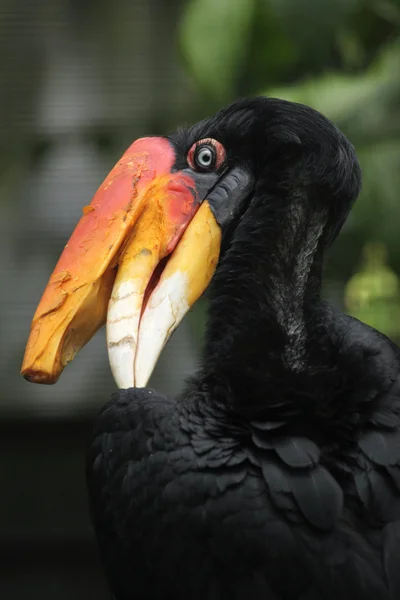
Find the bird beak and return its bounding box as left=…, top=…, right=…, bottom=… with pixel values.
left=21, top=137, right=221, bottom=388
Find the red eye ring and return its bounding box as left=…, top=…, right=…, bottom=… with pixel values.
left=187, top=138, right=226, bottom=172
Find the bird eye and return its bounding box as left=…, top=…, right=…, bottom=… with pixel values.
left=187, top=138, right=226, bottom=172
left=195, top=146, right=215, bottom=169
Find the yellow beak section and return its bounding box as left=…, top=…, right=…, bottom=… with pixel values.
left=21, top=136, right=222, bottom=388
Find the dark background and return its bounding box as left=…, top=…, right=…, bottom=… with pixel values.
left=1, top=0, right=399, bottom=597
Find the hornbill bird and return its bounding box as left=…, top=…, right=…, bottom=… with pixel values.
left=22, top=98, right=400, bottom=600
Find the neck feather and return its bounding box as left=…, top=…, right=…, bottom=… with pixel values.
left=201, top=190, right=327, bottom=406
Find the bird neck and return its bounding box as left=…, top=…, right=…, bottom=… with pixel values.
left=201, top=190, right=329, bottom=409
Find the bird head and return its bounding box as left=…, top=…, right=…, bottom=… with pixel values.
left=21, top=97, right=361, bottom=389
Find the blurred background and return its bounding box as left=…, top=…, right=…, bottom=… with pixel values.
left=0, top=0, right=399, bottom=597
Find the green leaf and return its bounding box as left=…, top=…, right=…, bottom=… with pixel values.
left=268, top=0, right=360, bottom=61
left=239, top=0, right=297, bottom=93
left=179, top=0, right=255, bottom=102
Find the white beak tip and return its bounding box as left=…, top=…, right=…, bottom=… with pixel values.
left=108, top=343, right=136, bottom=389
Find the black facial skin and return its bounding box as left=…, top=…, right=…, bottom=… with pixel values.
left=170, top=147, right=255, bottom=233
left=181, top=165, right=254, bottom=230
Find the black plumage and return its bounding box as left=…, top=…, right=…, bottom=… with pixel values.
left=86, top=98, right=400, bottom=599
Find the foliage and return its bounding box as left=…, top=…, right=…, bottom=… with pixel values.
left=180, top=0, right=255, bottom=103
left=345, top=242, right=400, bottom=339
